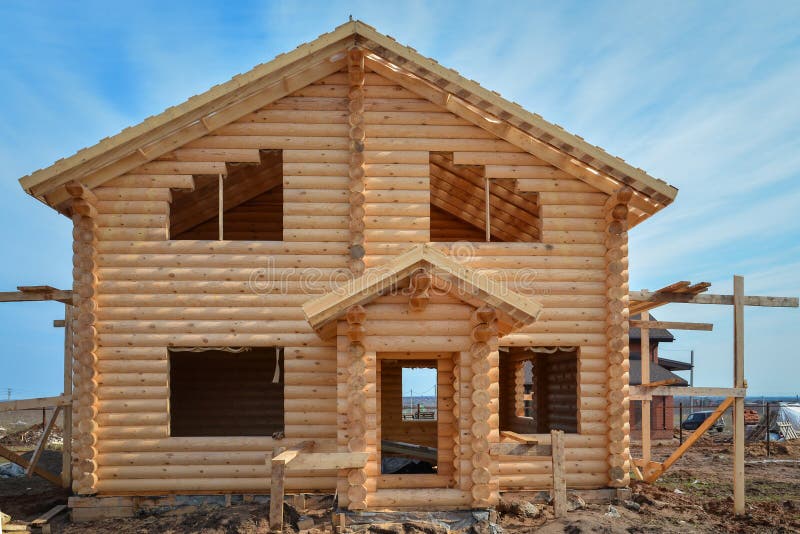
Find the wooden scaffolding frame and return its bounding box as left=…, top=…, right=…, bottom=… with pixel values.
left=0, top=286, right=74, bottom=488
left=629, top=277, right=798, bottom=515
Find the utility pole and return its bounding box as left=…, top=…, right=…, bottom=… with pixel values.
left=6, top=388, right=10, bottom=401
left=689, top=349, right=694, bottom=413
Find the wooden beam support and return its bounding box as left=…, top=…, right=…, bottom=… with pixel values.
left=630, top=290, right=798, bottom=308
left=62, top=304, right=74, bottom=489
left=733, top=275, right=745, bottom=516
left=630, top=386, right=746, bottom=400
left=641, top=311, right=651, bottom=465
left=27, top=406, right=62, bottom=478
left=0, top=443, right=61, bottom=486
left=0, top=290, right=73, bottom=304
left=0, top=395, right=71, bottom=412
left=644, top=397, right=734, bottom=483
left=630, top=320, right=713, bottom=331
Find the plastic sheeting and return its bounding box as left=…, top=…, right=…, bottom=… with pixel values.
left=776, top=403, right=800, bottom=435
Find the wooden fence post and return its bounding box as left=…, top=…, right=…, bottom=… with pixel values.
left=551, top=429, right=567, bottom=517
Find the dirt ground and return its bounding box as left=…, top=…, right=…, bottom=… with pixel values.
left=1, top=430, right=797, bottom=533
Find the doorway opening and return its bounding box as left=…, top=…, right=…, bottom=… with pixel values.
left=379, top=359, right=439, bottom=475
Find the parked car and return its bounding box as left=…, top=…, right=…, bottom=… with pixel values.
left=681, top=411, right=725, bottom=432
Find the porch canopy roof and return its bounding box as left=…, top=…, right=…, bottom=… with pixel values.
left=303, top=244, right=543, bottom=340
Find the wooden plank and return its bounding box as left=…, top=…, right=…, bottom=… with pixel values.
left=0, top=395, right=71, bottom=412
left=629, top=320, right=713, bottom=331
left=551, top=430, right=567, bottom=518
left=26, top=406, right=62, bottom=478
left=0, top=443, right=62, bottom=486
left=733, top=275, right=745, bottom=516
left=30, top=504, right=68, bottom=527
left=0, top=290, right=72, bottom=304
left=641, top=377, right=683, bottom=387
left=381, top=440, right=437, bottom=462
left=285, top=452, right=369, bottom=471
left=630, top=290, right=798, bottom=308
left=18, top=285, right=58, bottom=292
left=52, top=319, right=65, bottom=327
left=630, top=386, right=745, bottom=400
left=500, top=431, right=538, bottom=444
left=644, top=397, right=734, bottom=483
left=272, top=440, right=315, bottom=465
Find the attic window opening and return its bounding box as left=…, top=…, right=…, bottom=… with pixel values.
left=169, top=347, right=284, bottom=437
left=429, top=152, right=540, bottom=243
left=169, top=149, right=283, bottom=240
left=499, top=346, right=578, bottom=434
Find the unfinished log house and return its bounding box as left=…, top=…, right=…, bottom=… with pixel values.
left=17, top=21, right=681, bottom=513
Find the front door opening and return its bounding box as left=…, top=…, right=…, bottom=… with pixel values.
left=380, top=359, right=438, bottom=475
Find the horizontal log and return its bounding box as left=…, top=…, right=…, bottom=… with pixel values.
left=94, top=476, right=336, bottom=493
left=105, top=175, right=195, bottom=189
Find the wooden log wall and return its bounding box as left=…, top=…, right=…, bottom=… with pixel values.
left=82, top=67, right=617, bottom=497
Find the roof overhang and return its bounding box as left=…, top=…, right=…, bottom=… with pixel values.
left=302, top=244, right=542, bottom=340
left=18, top=20, right=677, bottom=222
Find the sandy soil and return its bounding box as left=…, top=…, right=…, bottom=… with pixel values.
left=0, top=430, right=797, bottom=533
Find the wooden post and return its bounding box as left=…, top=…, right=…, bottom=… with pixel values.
left=484, top=177, right=491, bottom=242
left=733, top=275, right=745, bottom=515
left=62, top=304, right=73, bottom=488
left=551, top=429, right=567, bottom=518
left=641, top=311, right=651, bottom=466
left=269, top=446, right=286, bottom=532
left=218, top=174, right=223, bottom=241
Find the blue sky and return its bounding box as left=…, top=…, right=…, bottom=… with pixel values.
left=0, top=1, right=798, bottom=398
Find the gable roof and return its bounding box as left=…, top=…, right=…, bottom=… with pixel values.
left=18, top=20, right=677, bottom=220
left=302, top=244, right=542, bottom=339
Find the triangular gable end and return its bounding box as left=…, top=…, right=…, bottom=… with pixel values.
left=18, top=20, right=677, bottom=225
left=302, top=244, right=543, bottom=340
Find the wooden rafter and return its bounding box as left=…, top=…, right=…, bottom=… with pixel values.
left=629, top=281, right=711, bottom=314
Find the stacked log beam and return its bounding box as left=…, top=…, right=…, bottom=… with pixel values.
left=67, top=181, right=100, bottom=495
left=344, top=305, right=368, bottom=509
left=469, top=306, right=498, bottom=507
left=347, top=47, right=366, bottom=275
left=604, top=187, right=633, bottom=487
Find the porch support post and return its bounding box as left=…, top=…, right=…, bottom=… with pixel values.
left=343, top=305, right=368, bottom=510
left=604, top=187, right=632, bottom=487
left=468, top=306, right=499, bottom=507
